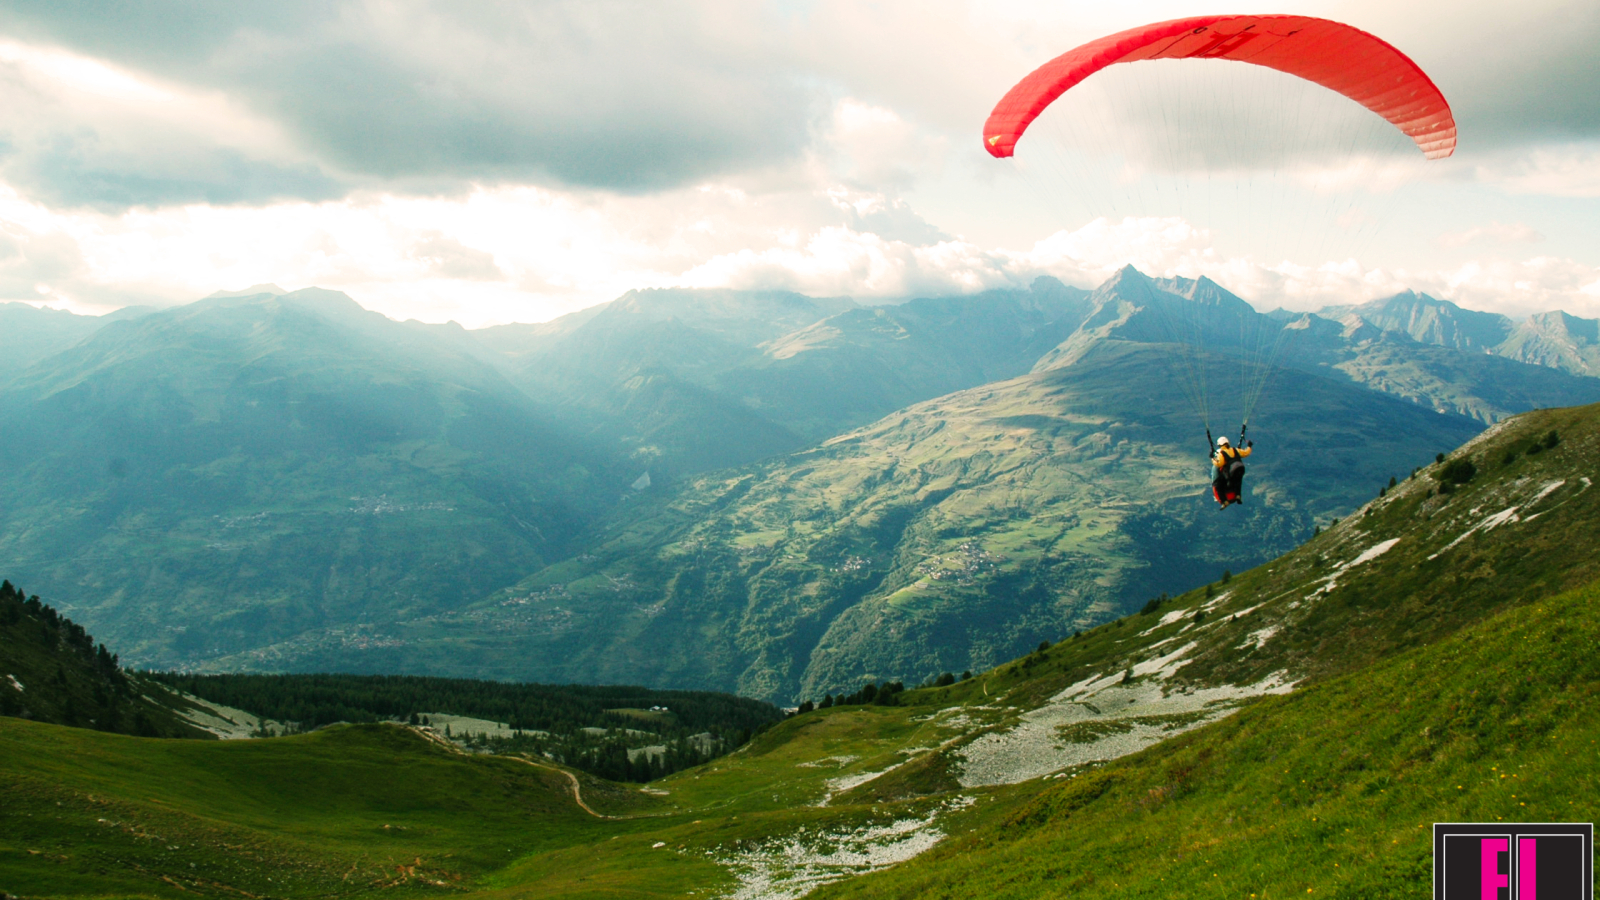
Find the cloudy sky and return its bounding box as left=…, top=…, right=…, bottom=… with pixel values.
left=0, top=0, right=1596, bottom=326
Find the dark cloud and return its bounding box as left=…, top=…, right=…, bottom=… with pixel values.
left=0, top=1, right=822, bottom=205
left=0, top=1, right=325, bottom=62
left=1, top=137, right=345, bottom=210
left=2, top=0, right=1591, bottom=213
left=1428, top=2, right=1600, bottom=147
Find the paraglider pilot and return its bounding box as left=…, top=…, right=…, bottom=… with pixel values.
left=1213, top=436, right=1252, bottom=509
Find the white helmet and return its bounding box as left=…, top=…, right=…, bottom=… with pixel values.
left=1217, top=436, right=1230, bottom=446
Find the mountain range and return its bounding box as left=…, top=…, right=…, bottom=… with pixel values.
left=1323, top=289, right=1600, bottom=376
left=2, top=271, right=1598, bottom=700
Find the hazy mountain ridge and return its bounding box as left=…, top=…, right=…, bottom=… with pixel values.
left=1497, top=308, right=1600, bottom=375
left=1319, top=290, right=1515, bottom=349
left=1034, top=267, right=1600, bottom=424
left=0, top=288, right=625, bottom=667
left=0, top=303, right=108, bottom=369
left=1031, top=268, right=1269, bottom=372
left=223, top=339, right=1479, bottom=701
left=1318, top=288, right=1600, bottom=377
left=475, top=281, right=1095, bottom=473
left=2, top=273, right=1598, bottom=687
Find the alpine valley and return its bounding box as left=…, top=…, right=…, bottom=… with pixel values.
left=2, top=270, right=1599, bottom=704
left=3, top=393, right=1598, bottom=899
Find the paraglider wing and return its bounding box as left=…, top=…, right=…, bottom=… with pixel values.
left=983, top=15, right=1456, bottom=160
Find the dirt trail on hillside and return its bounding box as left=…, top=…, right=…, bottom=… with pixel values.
left=404, top=724, right=613, bottom=819
left=512, top=757, right=609, bottom=818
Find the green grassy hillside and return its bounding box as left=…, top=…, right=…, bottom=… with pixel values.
left=798, top=399, right=1600, bottom=898
left=817, top=570, right=1600, bottom=899
left=0, top=722, right=610, bottom=898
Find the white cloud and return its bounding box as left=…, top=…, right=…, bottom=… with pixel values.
left=1471, top=143, right=1600, bottom=198
left=680, top=226, right=1006, bottom=297
left=407, top=233, right=505, bottom=282
left=0, top=39, right=337, bottom=208
left=0, top=4, right=819, bottom=198
left=1012, top=218, right=1217, bottom=280
left=1438, top=222, right=1546, bottom=249
left=821, top=100, right=948, bottom=192
left=1415, top=256, right=1600, bottom=319
left=7, top=167, right=1597, bottom=328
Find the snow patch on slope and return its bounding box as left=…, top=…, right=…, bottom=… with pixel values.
left=819, top=762, right=905, bottom=805
left=1351, top=538, right=1402, bottom=566
left=1308, top=538, right=1401, bottom=598
left=1244, top=624, right=1281, bottom=649
left=955, top=659, right=1294, bottom=788
left=1131, top=642, right=1198, bottom=678
left=1428, top=479, right=1571, bottom=559
left=711, top=797, right=973, bottom=900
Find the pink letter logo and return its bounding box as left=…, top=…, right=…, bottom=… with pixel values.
left=1519, top=837, right=1537, bottom=900
left=1435, top=823, right=1592, bottom=900
left=1481, top=838, right=1509, bottom=900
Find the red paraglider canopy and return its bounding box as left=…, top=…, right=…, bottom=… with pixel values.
left=983, top=15, right=1456, bottom=160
